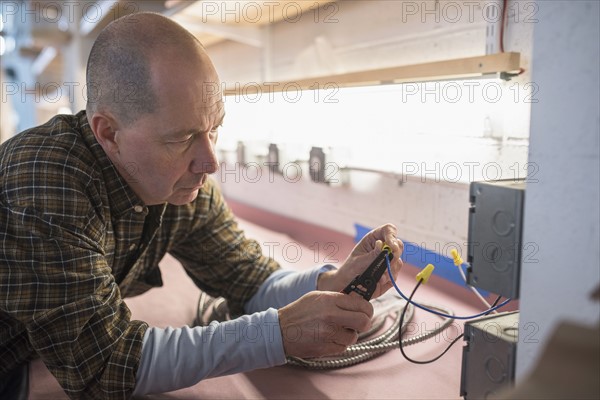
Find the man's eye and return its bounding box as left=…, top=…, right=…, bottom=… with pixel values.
left=172, top=135, right=194, bottom=144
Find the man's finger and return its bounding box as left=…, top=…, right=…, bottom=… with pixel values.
left=331, top=328, right=359, bottom=347
left=334, top=293, right=374, bottom=317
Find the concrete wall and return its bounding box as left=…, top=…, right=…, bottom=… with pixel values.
left=209, top=0, right=600, bottom=382
left=207, top=0, right=534, bottom=264
left=516, top=0, right=600, bottom=379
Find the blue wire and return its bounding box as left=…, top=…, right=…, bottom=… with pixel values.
left=385, top=255, right=511, bottom=320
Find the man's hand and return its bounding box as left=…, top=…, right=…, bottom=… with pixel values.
left=317, top=224, right=404, bottom=299
left=277, top=291, right=373, bottom=358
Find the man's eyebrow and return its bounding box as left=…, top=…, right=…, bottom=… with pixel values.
left=215, top=111, right=226, bottom=127
left=164, top=129, right=197, bottom=140
left=164, top=111, right=225, bottom=139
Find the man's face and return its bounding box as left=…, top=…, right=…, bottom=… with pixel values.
left=111, top=52, right=224, bottom=206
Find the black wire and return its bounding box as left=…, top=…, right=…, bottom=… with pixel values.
left=485, top=295, right=503, bottom=316
left=398, top=279, right=464, bottom=364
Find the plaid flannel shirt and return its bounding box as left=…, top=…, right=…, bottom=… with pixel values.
left=0, top=111, right=280, bottom=399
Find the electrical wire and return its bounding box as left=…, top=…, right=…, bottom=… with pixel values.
left=385, top=256, right=512, bottom=320
left=451, top=248, right=499, bottom=312
left=500, top=0, right=526, bottom=76
left=287, top=303, right=414, bottom=369
left=293, top=248, right=509, bottom=367
left=486, top=295, right=503, bottom=314
left=398, top=279, right=464, bottom=364
left=287, top=301, right=456, bottom=369
left=195, top=291, right=456, bottom=369
left=197, top=254, right=508, bottom=369
left=500, top=0, right=508, bottom=53
left=285, top=252, right=460, bottom=369
left=455, top=261, right=497, bottom=313
left=398, top=279, right=504, bottom=364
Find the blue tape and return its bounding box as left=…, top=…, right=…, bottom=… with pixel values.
left=353, top=223, right=484, bottom=293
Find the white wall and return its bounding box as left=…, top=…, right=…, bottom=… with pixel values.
left=217, top=164, right=471, bottom=253
left=208, top=0, right=534, bottom=260
left=516, top=1, right=600, bottom=378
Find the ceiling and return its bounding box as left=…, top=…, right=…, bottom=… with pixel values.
left=1, top=0, right=337, bottom=89
left=170, top=0, right=335, bottom=47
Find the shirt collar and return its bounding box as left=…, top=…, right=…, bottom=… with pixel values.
left=76, top=110, right=149, bottom=218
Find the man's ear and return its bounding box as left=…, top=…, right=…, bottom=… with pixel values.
left=89, top=111, right=121, bottom=155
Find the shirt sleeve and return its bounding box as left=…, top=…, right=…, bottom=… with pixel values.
left=132, top=265, right=336, bottom=395
left=168, top=180, right=281, bottom=317
left=244, top=265, right=337, bottom=313
left=0, top=134, right=147, bottom=399
left=133, top=309, right=286, bottom=396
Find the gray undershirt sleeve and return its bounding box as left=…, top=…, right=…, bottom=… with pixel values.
left=133, top=309, right=284, bottom=396
left=133, top=265, right=336, bottom=396
left=244, top=264, right=336, bottom=313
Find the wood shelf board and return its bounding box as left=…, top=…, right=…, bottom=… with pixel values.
left=222, top=52, right=521, bottom=95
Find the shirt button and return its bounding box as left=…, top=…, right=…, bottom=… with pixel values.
left=129, top=243, right=137, bottom=251
left=134, top=205, right=144, bottom=213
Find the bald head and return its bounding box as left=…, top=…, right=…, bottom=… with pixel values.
left=85, top=12, right=208, bottom=126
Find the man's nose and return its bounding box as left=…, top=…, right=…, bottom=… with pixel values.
left=190, top=136, right=219, bottom=175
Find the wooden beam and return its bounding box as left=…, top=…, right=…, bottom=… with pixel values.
left=179, top=21, right=263, bottom=47
left=223, top=52, right=521, bottom=95
left=180, top=0, right=336, bottom=27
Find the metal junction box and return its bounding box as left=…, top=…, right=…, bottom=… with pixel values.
left=467, top=179, right=526, bottom=299
left=460, top=311, right=519, bottom=399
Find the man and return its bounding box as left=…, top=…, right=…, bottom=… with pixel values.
left=0, top=12, right=403, bottom=399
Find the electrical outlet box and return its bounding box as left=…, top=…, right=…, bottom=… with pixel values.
left=460, top=311, right=519, bottom=399
left=267, top=143, right=280, bottom=174
left=467, top=179, right=525, bottom=299
left=309, top=147, right=326, bottom=183
left=236, top=141, right=246, bottom=166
